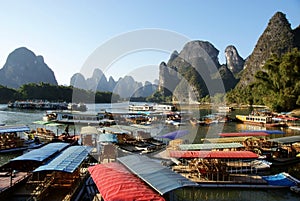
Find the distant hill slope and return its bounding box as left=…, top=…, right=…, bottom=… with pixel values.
left=236, top=12, right=300, bottom=89
left=0, top=47, right=57, bottom=88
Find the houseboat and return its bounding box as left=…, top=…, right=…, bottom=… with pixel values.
left=236, top=114, right=287, bottom=127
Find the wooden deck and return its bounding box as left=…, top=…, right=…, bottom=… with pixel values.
left=0, top=172, right=29, bottom=193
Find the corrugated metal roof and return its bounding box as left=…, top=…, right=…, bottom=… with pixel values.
left=0, top=125, right=30, bottom=133
left=88, top=163, right=165, bottom=201
left=203, top=137, right=258, bottom=143
left=169, top=150, right=258, bottom=159
left=34, top=146, right=92, bottom=173
left=11, top=142, right=69, bottom=162
left=267, top=136, right=300, bottom=144
left=179, top=143, right=244, bottom=150
left=117, top=155, right=198, bottom=195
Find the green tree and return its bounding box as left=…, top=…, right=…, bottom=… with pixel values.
left=254, top=48, right=300, bottom=112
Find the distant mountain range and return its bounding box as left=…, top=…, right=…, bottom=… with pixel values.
left=70, top=69, right=158, bottom=98
left=0, top=11, right=299, bottom=100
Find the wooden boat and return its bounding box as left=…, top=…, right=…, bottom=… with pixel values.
left=0, top=125, right=43, bottom=153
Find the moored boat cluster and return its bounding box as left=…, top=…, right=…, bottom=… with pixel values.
left=1, top=104, right=300, bottom=200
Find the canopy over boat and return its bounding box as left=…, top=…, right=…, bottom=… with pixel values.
left=169, top=150, right=258, bottom=159
left=88, top=162, right=165, bottom=201
left=34, top=146, right=92, bottom=173
left=179, top=143, right=244, bottom=150
left=117, top=154, right=198, bottom=195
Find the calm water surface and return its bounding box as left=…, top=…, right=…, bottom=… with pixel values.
left=0, top=103, right=300, bottom=200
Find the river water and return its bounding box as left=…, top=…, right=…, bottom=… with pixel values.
left=0, top=103, right=300, bottom=200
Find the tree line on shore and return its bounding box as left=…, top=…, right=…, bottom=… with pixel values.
left=0, top=83, right=120, bottom=104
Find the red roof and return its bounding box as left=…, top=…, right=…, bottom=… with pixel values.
left=88, top=163, right=165, bottom=201
left=169, top=151, right=258, bottom=159
left=219, top=132, right=268, bottom=137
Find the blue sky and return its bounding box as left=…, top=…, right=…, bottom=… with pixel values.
left=0, top=0, right=299, bottom=85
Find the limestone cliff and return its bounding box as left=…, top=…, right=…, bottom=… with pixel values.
left=0, top=47, right=57, bottom=88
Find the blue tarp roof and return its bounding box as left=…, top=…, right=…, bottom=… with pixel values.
left=11, top=142, right=69, bottom=162
left=117, top=155, right=198, bottom=195
left=159, top=130, right=189, bottom=140
left=0, top=125, right=30, bottom=133
left=99, top=134, right=118, bottom=143
left=34, top=146, right=92, bottom=173
left=262, top=173, right=297, bottom=187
